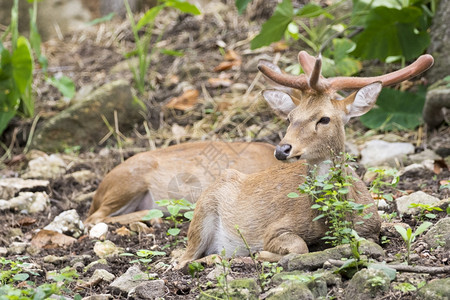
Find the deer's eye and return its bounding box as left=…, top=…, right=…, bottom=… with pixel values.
left=318, top=117, right=330, bottom=125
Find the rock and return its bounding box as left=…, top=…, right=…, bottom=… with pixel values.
left=409, top=149, right=441, bottom=163
left=89, top=223, right=109, bottom=240
left=271, top=271, right=329, bottom=298
left=81, top=295, right=112, bottom=300
left=44, top=209, right=85, bottom=238
left=279, top=240, right=384, bottom=271
left=417, top=277, right=450, bottom=300
left=0, top=247, right=7, bottom=255
left=0, top=192, right=50, bottom=213
left=206, top=265, right=234, bottom=281
left=381, top=222, right=410, bottom=240
left=43, top=255, right=70, bottom=264
left=22, top=154, right=67, bottom=180
left=91, top=269, right=116, bottom=283
left=199, top=278, right=261, bottom=300
left=377, top=199, right=389, bottom=210
left=423, top=217, right=450, bottom=249
left=0, top=178, right=50, bottom=199
left=65, top=170, right=97, bottom=185
left=395, top=191, right=440, bottom=216
left=360, top=140, right=414, bottom=167
left=93, top=240, right=123, bottom=258
left=266, top=281, right=314, bottom=300
left=32, top=80, right=145, bottom=152
left=109, top=265, right=156, bottom=293
left=343, top=268, right=391, bottom=300
left=133, top=280, right=166, bottom=299
left=345, top=141, right=360, bottom=158
left=9, top=242, right=29, bottom=255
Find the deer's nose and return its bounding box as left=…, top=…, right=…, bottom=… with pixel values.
left=275, top=144, right=292, bottom=160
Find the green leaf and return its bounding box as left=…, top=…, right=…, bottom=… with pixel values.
left=160, top=49, right=184, bottom=56
left=166, top=0, right=201, bottom=15
left=313, top=214, right=325, bottom=221
left=12, top=273, right=29, bottom=281
left=184, top=211, right=194, bottom=220
left=168, top=205, right=181, bottom=216
left=413, top=221, right=432, bottom=237
left=87, top=12, right=115, bottom=26
left=287, top=192, right=300, bottom=198
left=360, top=86, right=426, bottom=130
left=394, top=225, right=408, bottom=241
left=311, top=204, right=321, bottom=209
left=136, top=5, right=164, bottom=30
left=296, top=3, right=333, bottom=18
left=46, top=76, right=75, bottom=99
left=0, top=110, right=16, bottom=137
left=352, top=6, right=429, bottom=61
left=425, top=213, right=436, bottom=219
left=168, top=228, right=181, bottom=236
left=250, top=0, right=294, bottom=49
left=11, top=37, right=33, bottom=95
left=156, top=199, right=170, bottom=206
left=142, top=209, right=164, bottom=220
left=235, top=0, right=252, bottom=14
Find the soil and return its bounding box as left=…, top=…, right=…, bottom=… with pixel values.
left=0, top=2, right=449, bottom=299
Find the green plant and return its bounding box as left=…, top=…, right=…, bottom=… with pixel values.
left=394, top=221, right=432, bottom=264
left=367, top=167, right=399, bottom=202
left=292, top=153, right=373, bottom=246
left=124, top=0, right=200, bottom=94
left=393, top=282, right=418, bottom=292
left=120, top=249, right=166, bottom=272
left=380, top=211, right=398, bottom=222
left=409, top=202, right=443, bottom=221
left=143, top=198, right=195, bottom=237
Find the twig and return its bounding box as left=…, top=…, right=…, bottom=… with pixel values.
left=327, top=259, right=450, bottom=274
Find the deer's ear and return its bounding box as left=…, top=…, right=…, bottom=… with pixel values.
left=262, top=90, right=296, bottom=119
left=343, top=82, right=382, bottom=121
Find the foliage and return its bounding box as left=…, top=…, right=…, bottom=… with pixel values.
left=360, top=86, right=427, bottom=130
left=142, top=198, right=195, bottom=237
left=120, top=249, right=166, bottom=272
left=124, top=0, right=200, bottom=94
left=0, top=257, right=79, bottom=300
left=394, top=221, right=432, bottom=264
left=408, top=202, right=443, bottom=221
left=291, top=153, right=373, bottom=246
left=367, top=167, right=399, bottom=203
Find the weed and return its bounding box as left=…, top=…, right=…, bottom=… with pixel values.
left=394, top=221, right=432, bottom=264
left=367, top=167, right=399, bottom=203
left=408, top=203, right=443, bottom=222
left=120, top=249, right=166, bottom=273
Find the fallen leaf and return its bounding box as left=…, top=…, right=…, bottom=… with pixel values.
left=224, top=49, right=241, bottom=61
left=165, top=89, right=199, bottom=111
left=208, top=78, right=233, bottom=88
left=115, top=226, right=132, bottom=236
left=213, top=61, right=235, bottom=72
left=272, top=41, right=289, bottom=52
left=31, top=230, right=77, bottom=249
left=17, top=217, right=37, bottom=227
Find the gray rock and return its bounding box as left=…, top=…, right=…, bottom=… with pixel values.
left=64, top=170, right=97, bottom=185
left=91, top=269, right=115, bottom=283
left=423, top=87, right=450, bottom=128
left=89, top=223, right=109, bottom=240
left=271, top=271, right=329, bottom=298
left=133, top=279, right=166, bottom=299
left=0, top=178, right=50, bottom=199
left=22, top=154, right=67, bottom=180
left=109, top=265, right=156, bottom=293
left=44, top=209, right=84, bottom=238
left=409, top=149, right=441, bottom=163
left=279, top=240, right=384, bottom=271
left=343, top=268, right=391, bottom=300
left=360, top=140, right=414, bottom=167
left=395, top=191, right=440, bottom=216
left=93, top=240, right=123, bottom=258
left=198, top=278, right=261, bottom=300
left=266, top=281, right=314, bottom=300
left=43, top=255, right=70, bottom=264
left=0, top=192, right=50, bottom=213
left=81, top=294, right=112, bottom=300
left=9, top=242, right=29, bottom=255
left=32, top=80, right=145, bottom=152
left=423, top=217, right=450, bottom=249
left=0, top=247, right=7, bottom=256
left=417, top=277, right=450, bottom=300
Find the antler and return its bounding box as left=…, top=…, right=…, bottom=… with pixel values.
left=258, top=52, right=434, bottom=93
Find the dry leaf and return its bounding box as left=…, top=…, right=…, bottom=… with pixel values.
left=115, top=226, right=132, bottom=236
left=208, top=78, right=233, bottom=88
left=214, top=61, right=235, bottom=72
left=31, top=230, right=77, bottom=249
left=272, top=41, right=289, bottom=52
left=165, top=89, right=199, bottom=111
left=17, top=217, right=37, bottom=226
left=224, top=49, right=241, bottom=61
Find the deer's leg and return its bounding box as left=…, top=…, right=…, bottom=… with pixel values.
left=261, top=231, right=309, bottom=262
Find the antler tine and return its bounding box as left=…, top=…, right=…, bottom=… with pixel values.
left=258, top=63, right=310, bottom=90
left=329, top=54, right=434, bottom=90
left=308, top=53, right=328, bottom=92
left=298, top=51, right=316, bottom=76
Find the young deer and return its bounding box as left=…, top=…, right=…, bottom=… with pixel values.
left=178, top=52, right=434, bottom=266
left=85, top=141, right=282, bottom=224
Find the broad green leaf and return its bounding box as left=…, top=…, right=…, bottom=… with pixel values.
left=166, top=0, right=201, bottom=15
left=11, top=36, right=33, bottom=95
left=0, top=110, right=16, bottom=137
left=87, top=12, right=115, bottom=26
left=360, top=86, right=426, bottom=130
left=156, top=199, right=170, bottom=206
left=142, top=209, right=164, bottom=220
left=168, top=205, right=181, bottom=216
left=296, top=3, right=333, bottom=19
left=287, top=192, right=299, bottom=198
left=184, top=211, right=194, bottom=220
left=235, top=0, right=252, bottom=14
left=352, top=6, right=429, bottom=61
left=46, top=75, right=75, bottom=100
left=168, top=228, right=181, bottom=236
left=250, top=0, right=294, bottom=49
left=394, top=225, right=408, bottom=240
left=351, top=0, right=403, bottom=25
left=413, top=221, right=432, bottom=237
left=136, top=5, right=164, bottom=30
left=12, top=272, right=29, bottom=281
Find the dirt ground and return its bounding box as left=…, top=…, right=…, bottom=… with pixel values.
left=0, top=2, right=449, bottom=299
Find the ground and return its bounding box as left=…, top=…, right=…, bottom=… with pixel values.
left=0, top=2, right=449, bottom=299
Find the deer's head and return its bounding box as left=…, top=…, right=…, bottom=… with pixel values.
left=259, top=51, right=434, bottom=165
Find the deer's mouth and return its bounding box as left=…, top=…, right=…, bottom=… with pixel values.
left=286, top=154, right=302, bottom=162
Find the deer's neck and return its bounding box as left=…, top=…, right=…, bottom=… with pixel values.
left=307, top=160, right=332, bottom=177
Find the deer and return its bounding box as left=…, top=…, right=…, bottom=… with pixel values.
left=177, top=51, right=434, bottom=267
left=85, top=141, right=283, bottom=225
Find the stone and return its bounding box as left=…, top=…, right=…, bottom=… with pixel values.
left=206, top=265, right=234, bottom=281
left=44, top=209, right=85, bottom=238
left=279, top=240, right=384, bottom=272
left=9, top=242, right=29, bottom=255
left=271, top=271, right=329, bottom=298
left=43, top=255, right=70, bottom=264
left=133, top=280, right=166, bottom=299
left=423, top=217, right=450, bottom=249
left=0, top=178, right=49, bottom=199
left=93, top=240, right=123, bottom=258
left=109, top=265, right=156, bottom=293
left=343, top=268, right=391, bottom=300
left=32, top=80, right=145, bottom=152
left=0, top=192, right=50, bottom=213
left=409, top=149, right=441, bottom=163
left=0, top=247, right=7, bottom=255
left=417, top=277, right=450, bottom=300
left=360, top=140, right=414, bottom=167
left=22, top=154, right=67, bottom=180
left=91, top=269, right=116, bottom=283
left=199, top=278, right=261, bottom=300
left=89, top=223, right=109, bottom=240
left=65, top=170, right=97, bottom=185
left=395, top=191, right=440, bottom=216
left=81, top=295, right=112, bottom=300
left=266, top=281, right=314, bottom=300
